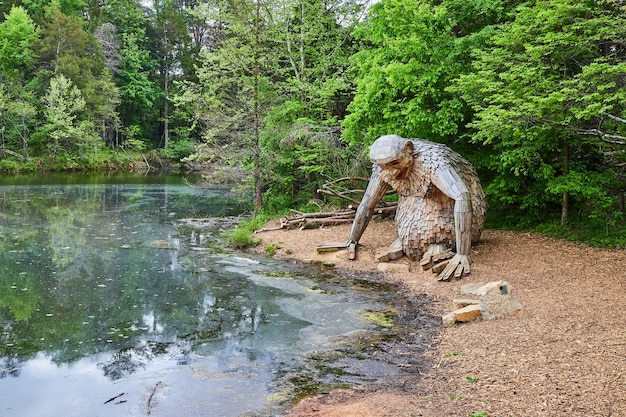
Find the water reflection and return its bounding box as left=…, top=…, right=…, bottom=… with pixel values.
left=0, top=176, right=390, bottom=417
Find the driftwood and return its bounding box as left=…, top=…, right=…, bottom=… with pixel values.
left=254, top=178, right=398, bottom=234
left=254, top=205, right=396, bottom=233
left=147, top=381, right=162, bottom=415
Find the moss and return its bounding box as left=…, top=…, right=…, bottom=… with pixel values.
left=362, top=310, right=396, bottom=328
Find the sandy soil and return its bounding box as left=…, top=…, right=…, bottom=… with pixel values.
left=250, top=219, right=626, bottom=417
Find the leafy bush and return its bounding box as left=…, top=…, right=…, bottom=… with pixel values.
left=159, top=138, right=197, bottom=161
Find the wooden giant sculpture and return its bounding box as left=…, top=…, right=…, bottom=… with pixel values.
left=334, top=134, right=486, bottom=281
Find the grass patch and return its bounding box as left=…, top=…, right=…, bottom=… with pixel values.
left=223, top=215, right=270, bottom=249
left=444, top=351, right=466, bottom=358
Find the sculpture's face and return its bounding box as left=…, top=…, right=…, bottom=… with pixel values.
left=370, top=135, right=415, bottom=181
left=377, top=148, right=413, bottom=180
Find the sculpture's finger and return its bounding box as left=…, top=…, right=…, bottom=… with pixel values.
left=454, top=264, right=463, bottom=279
left=437, top=262, right=455, bottom=281
left=462, top=256, right=471, bottom=274
left=348, top=242, right=357, bottom=260
left=454, top=257, right=471, bottom=279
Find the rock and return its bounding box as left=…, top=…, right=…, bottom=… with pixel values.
left=477, top=281, right=523, bottom=319
left=442, top=312, right=457, bottom=327
left=452, top=298, right=480, bottom=310
left=444, top=280, right=523, bottom=324
left=377, top=262, right=410, bottom=273
left=442, top=304, right=482, bottom=326
left=454, top=304, right=482, bottom=322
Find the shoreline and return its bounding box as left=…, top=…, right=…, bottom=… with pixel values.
left=250, top=220, right=626, bottom=417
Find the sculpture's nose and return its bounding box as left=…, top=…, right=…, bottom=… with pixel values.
left=390, top=167, right=409, bottom=180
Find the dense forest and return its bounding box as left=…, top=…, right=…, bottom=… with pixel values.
left=0, top=0, right=625, bottom=242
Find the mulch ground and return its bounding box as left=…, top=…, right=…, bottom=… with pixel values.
left=250, top=219, right=626, bottom=417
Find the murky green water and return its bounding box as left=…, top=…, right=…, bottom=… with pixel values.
left=0, top=174, right=394, bottom=417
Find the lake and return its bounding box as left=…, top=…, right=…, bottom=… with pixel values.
left=0, top=173, right=397, bottom=417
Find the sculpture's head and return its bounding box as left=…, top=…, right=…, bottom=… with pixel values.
left=369, top=135, right=414, bottom=180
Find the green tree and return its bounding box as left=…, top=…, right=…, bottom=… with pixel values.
left=146, top=0, right=192, bottom=149
left=0, top=6, right=39, bottom=80
left=174, top=0, right=276, bottom=210
left=258, top=0, right=364, bottom=210
left=37, top=7, right=121, bottom=149
left=0, top=6, right=39, bottom=162
left=342, top=0, right=514, bottom=147
left=40, top=74, right=101, bottom=163
left=453, top=0, right=626, bottom=225
left=175, top=0, right=364, bottom=211
left=20, top=0, right=87, bottom=20
left=101, top=0, right=160, bottom=148
left=0, top=84, right=37, bottom=161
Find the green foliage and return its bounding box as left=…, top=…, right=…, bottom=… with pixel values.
left=342, top=0, right=516, bottom=147
left=260, top=122, right=366, bottom=212
left=39, top=74, right=102, bottom=161
left=0, top=6, right=39, bottom=79
left=534, top=217, right=626, bottom=249
left=452, top=0, right=626, bottom=226
left=224, top=215, right=268, bottom=249
left=158, top=137, right=197, bottom=161
left=264, top=243, right=279, bottom=256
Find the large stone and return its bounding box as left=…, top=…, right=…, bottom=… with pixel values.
left=445, top=280, right=524, bottom=324
left=476, top=281, right=523, bottom=319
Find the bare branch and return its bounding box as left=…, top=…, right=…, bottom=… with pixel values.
left=572, top=128, right=626, bottom=144
left=606, top=113, right=626, bottom=124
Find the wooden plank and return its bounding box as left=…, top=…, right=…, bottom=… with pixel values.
left=316, top=242, right=347, bottom=254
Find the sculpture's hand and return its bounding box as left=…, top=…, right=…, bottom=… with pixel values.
left=437, top=254, right=471, bottom=281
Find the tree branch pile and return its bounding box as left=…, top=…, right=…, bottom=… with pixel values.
left=255, top=177, right=397, bottom=233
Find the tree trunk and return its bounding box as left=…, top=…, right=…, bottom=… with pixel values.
left=21, top=115, right=29, bottom=159
left=163, top=57, right=169, bottom=149
left=561, top=139, right=569, bottom=225
left=253, top=0, right=263, bottom=212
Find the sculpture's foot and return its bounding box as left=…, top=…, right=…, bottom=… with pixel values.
left=374, top=246, right=404, bottom=262
left=374, top=238, right=404, bottom=262
left=437, top=254, right=472, bottom=281
left=390, top=238, right=403, bottom=249
left=420, top=244, right=454, bottom=271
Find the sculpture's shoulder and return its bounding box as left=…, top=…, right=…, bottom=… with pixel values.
left=410, top=139, right=465, bottom=167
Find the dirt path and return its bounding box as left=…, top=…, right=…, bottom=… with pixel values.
left=251, top=219, right=626, bottom=417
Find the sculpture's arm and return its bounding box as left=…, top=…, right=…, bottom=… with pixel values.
left=346, top=166, right=389, bottom=259
left=431, top=165, right=473, bottom=280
